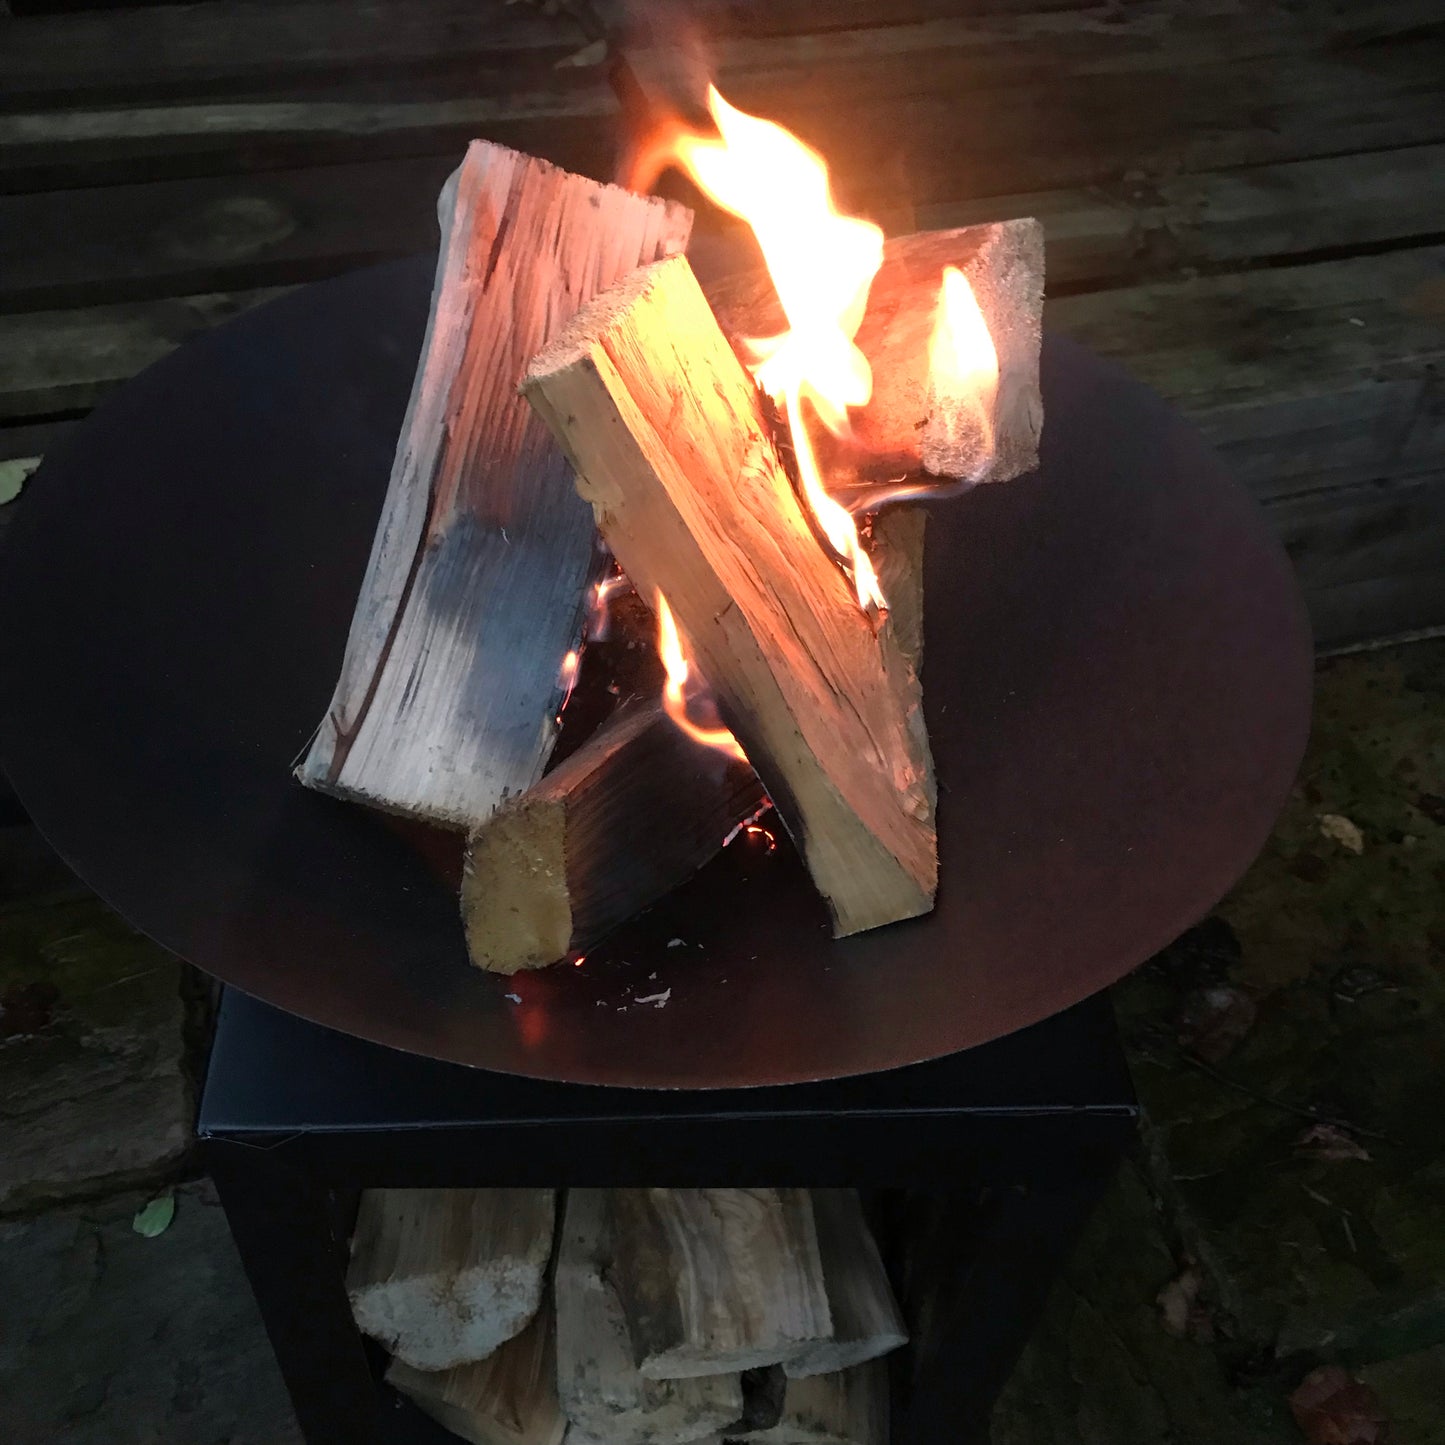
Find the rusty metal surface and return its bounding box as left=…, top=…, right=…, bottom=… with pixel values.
left=0, top=259, right=1312, bottom=1088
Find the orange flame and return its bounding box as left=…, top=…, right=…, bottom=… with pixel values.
left=655, top=591, right=749, bottom=764
left=667, top=87, right=885, bottom=611
left=924, top=265, right=1000, bottom=477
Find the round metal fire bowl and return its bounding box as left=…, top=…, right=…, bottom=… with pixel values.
left=0, top=259, right=1312, bottom=1088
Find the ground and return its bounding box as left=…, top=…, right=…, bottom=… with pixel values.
left=1, top=641, right=1441, bottom=1443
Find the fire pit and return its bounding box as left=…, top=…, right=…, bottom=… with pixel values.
left=0, top=243, right=1310, bottom=1087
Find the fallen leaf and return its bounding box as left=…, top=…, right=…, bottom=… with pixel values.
left=1289, top=1366, right=1390, bottom=1444
left=133, top=1193, right=176, bottom=1238
left=1156, top=1263, right=1215, bottom=1341
left=1156, top=1266, right=1201, bottom=1337
left=1318, top=814, right=1365, bottom=854
left=1177, top=984, right=1257, bottom=1063
left=1296, top=1122, right=1372, bottom=1163
left=0, top=456, right=38, bottom=505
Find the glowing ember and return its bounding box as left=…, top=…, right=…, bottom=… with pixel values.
left=655, top=590, right=749, bottom=763
left=666, top=86, right=886, bottom=611
left=587, top=570, right=630, bottom=641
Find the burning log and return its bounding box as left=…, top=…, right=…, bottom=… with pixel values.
left=297, top=140, right=691, bottom=828
left=523, top=255, right=935, bottom=938
left=731, top=1361, right=889, bottom=1445
left=459, top=509, right=925, bottom=975
left=608, top=1188, right=833, bottom=1379
left=555, top=1189, right=746, bottom=1444
left=387, top=1298, right=567, bottom=1445
left=784, top=1191, right=907, bottom=1379
left=706, top=220, right=1044, bottom=492
left=460, top=698, right=764, bottom=974
left=347, top=1188, right=555, bottom=1371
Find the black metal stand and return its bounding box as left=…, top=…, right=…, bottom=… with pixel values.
left=200, top=987, right=1135, bottom=1444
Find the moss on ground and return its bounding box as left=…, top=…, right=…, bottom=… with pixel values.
left=995, top=640, right=1445, bottom=1442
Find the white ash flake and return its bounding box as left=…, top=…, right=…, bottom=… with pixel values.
left=503, top=992, right=522, bottom=1004
left=635, top=989, right=672, bottom=1009
left=666, top=938, right=686, bottom=948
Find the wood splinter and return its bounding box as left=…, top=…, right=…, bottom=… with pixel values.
left=523, top=254, right=936, bottom=938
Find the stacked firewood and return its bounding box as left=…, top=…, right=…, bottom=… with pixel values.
left=295, top=136, right=1042, bottom=970
left=348, top=1188, right=906, bottom=1445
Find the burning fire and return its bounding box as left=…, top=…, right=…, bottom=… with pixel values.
left=927, top=264, right=1000, bottom=472
left=667, top=87, right=885, bottom=611
left=655, top=591, right=749, bottom=764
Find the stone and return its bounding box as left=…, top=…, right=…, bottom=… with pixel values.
left=0, top=1180, right=300, bottom=1444
left=0, top=844, right=192, bottom=1213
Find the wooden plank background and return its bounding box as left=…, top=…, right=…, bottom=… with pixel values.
left=1, top=0, right=1441, bottom=650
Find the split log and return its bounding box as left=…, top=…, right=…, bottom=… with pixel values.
left=459, top=510, right=925, bottom=974
left=297, top=140, right=691, bottom=828
left=387, top=1297, right=568, bottom=1445
left=348, top=1188, right=555, bottom=1371
left=461, top=698, right=765, bottom=974
left=523, top=255, right=936, bottom=938
left=555, top=1189, right=745, bottom=1444
left=784, top=1191, right=907, bottom=1378
left=608, top=1188, right=832, bottom=1380
left=731, top=1361, right=888, bottom=1445
left=706, top=220, right=1044, bottom=491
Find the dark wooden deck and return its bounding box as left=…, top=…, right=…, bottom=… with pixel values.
left=2, top=0, right=1442, bottom=650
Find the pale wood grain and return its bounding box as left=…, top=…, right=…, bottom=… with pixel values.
left=555, top=1189, right=745, bottom=1443
left=348, top=1188, right=555, bottom=1371
left=297, top=141, right=690, bottom=828
left=784, top=1192, right=907, bottom=1379
left=523, top=255, right=935, bottom=937
left=609, top=1189, right=832, bottom=1380
left=387, top=1295, right=568, bottom=1445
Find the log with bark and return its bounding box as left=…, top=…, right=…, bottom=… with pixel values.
left=784, top=1191, right=907, bottom=1378
left=459, top=507, right=925, bottom=975
left=608, top=1188, right=833, bottom=1379
left=730, top=1361, right=888, bottom=1445
left=555, top=1189, right=746, bottom=1444
left=297, top=139, right=691, bottom=827
left=387, top=1297, right=568, bottom=1445
left=523, top=255, right=936, bottom=938
left=347, top=1188, right=555, bottom=1371
left=706, top=220, right=1044, bottom=493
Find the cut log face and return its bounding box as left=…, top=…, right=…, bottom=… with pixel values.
left=461, top=699, right=765, bottom=974
left=784, top=1191, right=907, bottom=1378
left=730, top=1361, right=888, bottom=1445
left=297, top=140, right=691, bottom=828
left=348, top=1188, right=555, bottom=1371
left=608, top=1188, right=833, bottom=1380
left=387, top=1296, right=568, bottom=1445
left=523, top=255, right=936, bottom=938
left=556, top=1189, right=745, bottom=1445
left=706, top=221, right=1044, bottom=489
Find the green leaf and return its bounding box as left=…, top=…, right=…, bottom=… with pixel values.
left=132, top=1193, right=176, bottom=1238
left=0, top=457, right=39, bottom=506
